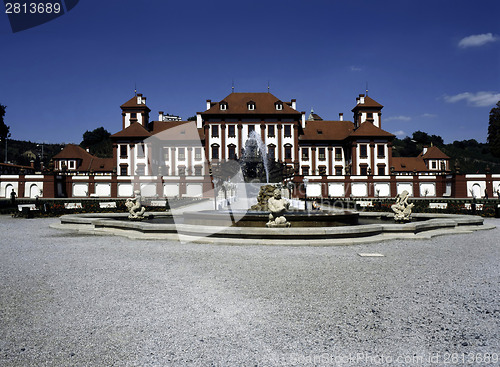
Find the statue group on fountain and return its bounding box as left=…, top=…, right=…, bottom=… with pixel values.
left=391, top=190, right=414, bottom=222
left=266, top=189, right=291, bottom=227
left=126, top=190, right=146, bottom=220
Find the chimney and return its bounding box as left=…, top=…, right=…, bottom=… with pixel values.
left=142, top=96, right=146, bottom=104
left=159, top=111, right=164, bottom=121
left=339, top=113, right=344, bottom=121
left=30, top=159, right=35, bottom=169
left=137, top=93, right=143, bottom=104
left=206, top=99, right=211, bottom=110
left=359, top=94, right=365, bottom=104
left=291, top=99, right=296, bottom=110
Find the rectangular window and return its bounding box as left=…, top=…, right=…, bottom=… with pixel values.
left=178, top=166, right=186, bottom=176
left=136, top=165, right=145, bottom=176
left=284, top=125, right=292, bottom=137
left=163, top=165, right=169, bottom=176
left=285, top=146, right=292, bottom=159
left=268, top=146, right=275, bottom=160
left=228, top=146, right=236, bottom=160
left=302, top=148, right=309, bottom=159
left=248, top=125, right=255, bottom=134
left=377, top=144, right=385, bottom=157
left=335, top=147, right=342, bottom=161
left=69, top=161, right=75, bottom=169
left=120, top=145, right=127, bottom=158
left=131, top=112, right=137, bottom=119
left=302, top=167, right=309, bottom=176
left=137, top=143, right=145, bottom=158
left=268, top=125, right=275, bottom=137
left=120, top=166, right=128, bottom=176
left=228, top=125, right=235, bottom=137
left=194, top=166, right=202, bottom=176
left=212, top=145, right=219, bottom=159
left=212, top=125, right=219, bottom=138
left=195, top=147, right=202, bottom=160
left=432, top=161, right=436, bottom=169
left=360, top=144, right=367, bottom=158
left=335, top=167, right=343, bottom=176
left=178, top=148, right=185, bottom=161
left=367, top=112, right=373, bottom=119
left=377, top=166, right=385, bottom=176
left=318, top=166, right=326, bottom=175
left=318, top=148, right=326, bottom=160
left=360, top=166, right=368, bottom=175
left=163, top=147, right=169, bottom=160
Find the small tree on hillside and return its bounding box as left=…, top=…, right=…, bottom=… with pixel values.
left=487, top=101, right=500, bottom=158
left=0, top=104, right=11, bottom=163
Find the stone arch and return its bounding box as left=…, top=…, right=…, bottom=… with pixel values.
left=29, top=184, right=41, bottom=198
left=5, top=184, right=13, bottom=198
left=471, top=183, right=481, bottom=198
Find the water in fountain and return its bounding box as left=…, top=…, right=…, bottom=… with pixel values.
left=242, top=130, right=270, bottom=183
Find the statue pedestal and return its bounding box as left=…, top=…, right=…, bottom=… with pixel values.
left=266, top=221, right=291, bottom=228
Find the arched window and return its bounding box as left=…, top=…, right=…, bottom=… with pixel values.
left=284, top=144, right=293, bottom=160
left=228, top=144, right=236, bottom=160
left=268, top=144, right=276, bottom=160
left=211, top=144, right=220, bottom=159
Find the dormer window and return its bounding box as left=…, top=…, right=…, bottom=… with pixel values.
left=247, top=101, right=255, bottom=111
left=275, top=102, right=283, bottom=111
left=220, top=102, right=227, bottom=111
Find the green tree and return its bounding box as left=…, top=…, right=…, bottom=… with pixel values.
left=0, top=104, right=11, bottom=163
left=80, top=127, right=112, bottom=158
left=487, top=101, right=500, bottom=158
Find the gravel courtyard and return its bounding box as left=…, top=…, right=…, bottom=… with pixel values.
left=1, top=215, right=499, bottom=366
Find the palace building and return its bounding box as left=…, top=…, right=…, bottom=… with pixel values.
left=12, top=89, right=483, bottom=201
left=104, top=91, right=449, bottom=182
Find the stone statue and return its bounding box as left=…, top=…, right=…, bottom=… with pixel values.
left=391, top=190, right=414, bottom=222
left=126, top=190, right=146, bottom=220
left=266, top=189, right=291, bottom=227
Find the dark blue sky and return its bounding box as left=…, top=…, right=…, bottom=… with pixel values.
left=1, top=0, right=499, bottom=144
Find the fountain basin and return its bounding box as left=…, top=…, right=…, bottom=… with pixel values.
left=51, top=211, right=493, bottom=246
left=182, top=209, right=359, bottom=227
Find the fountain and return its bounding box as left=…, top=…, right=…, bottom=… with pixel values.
left=241, top=130, right=270, bottom=183
left=53, top=187, right=492, bottom=245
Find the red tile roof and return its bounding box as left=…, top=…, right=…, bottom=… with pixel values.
left=300, top=120, right=354, bottom=141
left=53, top=144, right=114, bottom=172
left=202, top=92, right=301, bottom=115
left=391, top=157, right=428, bottom=172
left=420, top=146, right=449, bottom=159
left=352, top=95, right=383, bottom=110
left=53, top=144, right=93, bottom=160
left=111, top=122, right=152, bottom=139
left=120, top=95, right=151, bottom=111
left=150, top=120, right=205, bottom=141
left=350, top=122, right=394, bottom=138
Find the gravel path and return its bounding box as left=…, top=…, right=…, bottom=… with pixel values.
left=1, top=215, right=499, bottom=366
